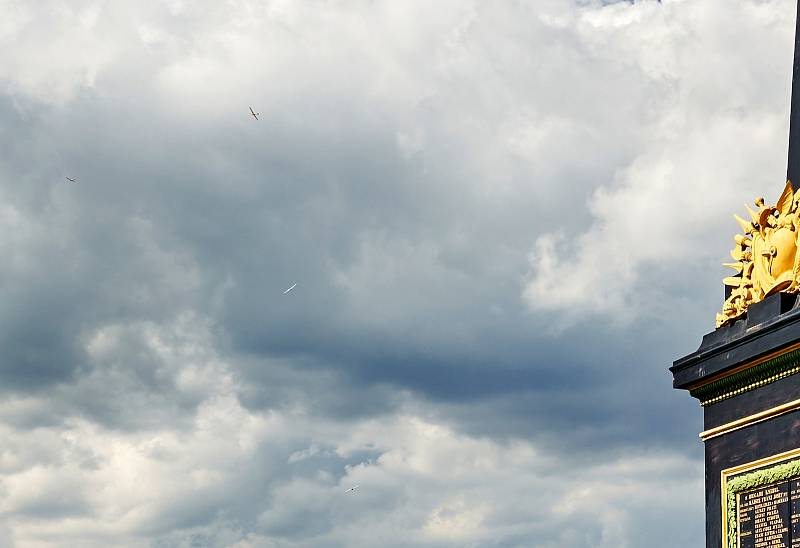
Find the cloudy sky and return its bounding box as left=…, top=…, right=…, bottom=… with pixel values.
left=0, top=0, right=796, bottom=546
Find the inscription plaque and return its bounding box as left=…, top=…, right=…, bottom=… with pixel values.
left=793, top=480, right=800, bottom=548
left=737, top=481, right=800, bottom=547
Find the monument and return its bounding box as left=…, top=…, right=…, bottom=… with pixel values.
left=671, top=3, right=800, bottom=547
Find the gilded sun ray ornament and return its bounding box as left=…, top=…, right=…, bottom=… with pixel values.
left=717, top=181, right=800, bottom=327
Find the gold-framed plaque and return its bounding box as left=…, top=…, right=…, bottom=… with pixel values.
left=721, top=448, right=800, bottom=548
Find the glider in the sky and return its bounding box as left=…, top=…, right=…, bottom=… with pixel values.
left=283, top=283, right=297, bottom=294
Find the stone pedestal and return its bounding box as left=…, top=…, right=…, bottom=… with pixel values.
left=672, top=293, right=800, bottom=548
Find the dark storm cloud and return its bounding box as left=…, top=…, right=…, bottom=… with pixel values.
left=1, top=7, right=650, bottom=429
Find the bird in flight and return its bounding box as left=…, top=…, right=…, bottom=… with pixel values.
left=249, top=106, right=260, bottom=120
left=283, top=283, right=297, bottom=294
left=345, top=485, right=359, bottom=493
left=65, top=177, right=76, bottom=183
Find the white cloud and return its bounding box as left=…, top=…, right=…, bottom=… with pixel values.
left=524, top=0, right=793, bottom=325
left=0, top=380, right=703, bottom=548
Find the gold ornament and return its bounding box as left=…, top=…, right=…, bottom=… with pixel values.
left=717, top=182, right=800, bottom=328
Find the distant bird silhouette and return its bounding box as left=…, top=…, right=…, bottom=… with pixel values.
left=249, top=106, right=260, bottom=120
left=283, top=283, right=297, bottom=294
left=65, top=176, right=76, bottom=182
left=345, top=485, right=359, bottom=493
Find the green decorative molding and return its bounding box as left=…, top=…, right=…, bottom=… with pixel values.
left=691, top=347, right=800, bottom=406
left=725, top=458, right=800, bottom=548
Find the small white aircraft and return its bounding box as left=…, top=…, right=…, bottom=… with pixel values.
left=249, top=106, right=260, bottom=120
left=65, top=177, right=76, bottom=182
left=283, top=283, right=297, bottom=294
left=345, top=485, right=359, bottom=493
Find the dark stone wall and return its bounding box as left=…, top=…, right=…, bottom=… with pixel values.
left=672, top=299, right=800, bottom=548
left=704, top=407, right=800, bottom=548
left=704, top=374, right=800, bottom=430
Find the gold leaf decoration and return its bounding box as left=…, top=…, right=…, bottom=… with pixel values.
left=717, top=181, right=800, bottom=327
left=735, top=214, right=752, bottom=234
left=745, top=204, right=760, bottom=224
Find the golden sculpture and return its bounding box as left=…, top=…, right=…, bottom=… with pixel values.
left=717, top=182, right=800, bottom=327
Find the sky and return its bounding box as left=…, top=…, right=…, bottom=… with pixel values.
left=0, top=0, right=796, bottom=546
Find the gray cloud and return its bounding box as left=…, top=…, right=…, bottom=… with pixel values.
left=0, top=0, right=787, bottom=545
